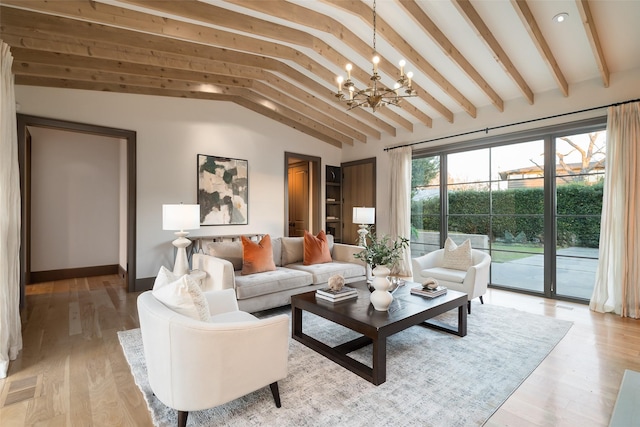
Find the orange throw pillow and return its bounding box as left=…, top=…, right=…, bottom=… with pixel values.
left=303, top=230, right=332, bottom=265
left=241, top=235, right=276, bottom=275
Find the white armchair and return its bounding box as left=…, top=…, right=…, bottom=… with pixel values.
left=412, top=249, right=491, bottom=314
left=137, top=288, right=289, bottom=427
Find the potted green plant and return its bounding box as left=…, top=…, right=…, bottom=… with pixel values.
left=354, top=232, right=410, bottom=303
left=353, top=232, right=410, bottom=270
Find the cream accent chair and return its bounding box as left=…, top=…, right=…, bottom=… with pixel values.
left=412, top=249, right=491, bottom=314
left=137, top=289, right=289, bottom=427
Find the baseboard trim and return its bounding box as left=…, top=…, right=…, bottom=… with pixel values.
left=31, top=264, right=119, bottom=283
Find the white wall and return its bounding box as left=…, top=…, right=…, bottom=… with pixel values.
left=16, top=86, right=343, bottom=279
left=29, top=127, right=120, bottom=271
left=342, top=69, right=640, bottom=236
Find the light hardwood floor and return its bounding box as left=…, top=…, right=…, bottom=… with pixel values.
left=1, top=274, right=638, bottom=426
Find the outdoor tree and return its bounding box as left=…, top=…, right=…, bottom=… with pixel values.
left=411, top=157, right=439, bottom=189
left=556, top=132, right=606, bottom=180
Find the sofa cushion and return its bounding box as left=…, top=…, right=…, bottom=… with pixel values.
left=271, top=237, right=283, bottom=267
left=281, top=236, right=304, bottom=265
left=241, top=235, right=277, bottom=275
left=234, top=267, right=313, bottom=299
left=207, top=241, right=243, bottom=270
left=152, top=271, right=211, bottom=321
left=442, top=237, right=472, bottom=271
left=303, top=230, right=332, bottom=265
left=421, top=267, right=466, bottom=284
left=286, top=261, right=366, bottom=285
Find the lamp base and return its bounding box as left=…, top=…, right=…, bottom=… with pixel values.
left=172, top=231, right=192, bottom=277
left=357, top=225, right=369, bottom=247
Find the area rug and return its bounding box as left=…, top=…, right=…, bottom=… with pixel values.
left=118, top=303, right=572, bottom=427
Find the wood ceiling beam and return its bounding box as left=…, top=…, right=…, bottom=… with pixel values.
left=397, top=0, right=503, bottom=112
left=453, top=0, right=533, bottom=105
left=16, top=73, right=345, bottom=146
left=511, top=0, right=569, bottom=96
left=0, top=1, right=405, bottom=132
left=10, top=47, right=364, bottom=144
left=118, top=0, right=421, bottom=130
left=575, top=0, right=609, bottom=88
left=224, top=0, right=437, bottom=126
left=0, top=6, right=396, bottom=138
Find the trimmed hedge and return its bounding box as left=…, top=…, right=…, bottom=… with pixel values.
left=411, top=182, right=603, bottom=248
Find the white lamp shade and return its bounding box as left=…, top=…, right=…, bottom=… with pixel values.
left=353, top=207, right=375, bottom=225
left=162, top=204, right=201, bottom=231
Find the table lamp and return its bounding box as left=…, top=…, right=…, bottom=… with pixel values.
left=353, top=207, right=375, bottom=246
left=162, top=203, right=200, bottom=276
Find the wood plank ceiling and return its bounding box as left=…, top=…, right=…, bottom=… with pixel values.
left=1, top=0, right=638, bottom=148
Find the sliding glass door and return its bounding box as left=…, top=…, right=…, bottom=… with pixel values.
left=410, top=118, right=606, bottom=303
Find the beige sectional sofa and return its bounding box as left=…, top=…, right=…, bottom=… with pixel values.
left=192, top=234, right=366, bottom=313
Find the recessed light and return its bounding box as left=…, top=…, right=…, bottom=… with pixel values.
left=553, top=12, right=569, bottom=23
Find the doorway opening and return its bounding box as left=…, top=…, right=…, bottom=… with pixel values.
left=16, top=114, right=137, bottom=307
left=284, top=152, right=320, bottom=237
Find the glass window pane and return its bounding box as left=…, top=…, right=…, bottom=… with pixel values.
left=555, top=131, right=606, bottom=179
left=557, top=181, right=604, bottom=215
left=492, top=184, right=544, bottom=215
left=490, top=255, right=544, bottom=293
left=448, top=215, right=490, bottom=248
left=493, top=215, right=544, bottom=249
left=448, top=149, right=489, bottom=184
left=491, top=140, right=544, bottom=183
left=448, top=183, right=490, bottom=214
left=555, top=254, right=597, bottom=299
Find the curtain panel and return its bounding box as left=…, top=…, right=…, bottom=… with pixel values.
left=389, top=146, right=412, bottom=277
left=0, top=41, right=23, bottom=378
left=590, top=101, right=640, bottom=318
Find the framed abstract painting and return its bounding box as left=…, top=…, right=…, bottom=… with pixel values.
left=197, top=154, right=248, bottom=225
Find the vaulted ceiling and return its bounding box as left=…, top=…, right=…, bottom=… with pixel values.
left=1, top=1, right=639, bottom=148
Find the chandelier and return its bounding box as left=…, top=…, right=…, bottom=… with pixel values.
left=335, top=0, right=417, bottom=112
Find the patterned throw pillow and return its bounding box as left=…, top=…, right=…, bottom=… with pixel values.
left=152, top=272, right=211, bottom=322
left=303, top=230, right=332, bottom=265
left=442, top=237, right=473, bottom=271
left=241, top=234, right=277, bottom=275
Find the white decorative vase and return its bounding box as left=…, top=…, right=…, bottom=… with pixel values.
left=370, top=265, right=393, bottom=311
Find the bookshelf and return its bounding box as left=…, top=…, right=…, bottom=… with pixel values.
left=325, top=165, right=342, bottom=243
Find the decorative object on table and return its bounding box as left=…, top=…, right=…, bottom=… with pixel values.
left=162, top=203, right=200, bottom=276
left=315, top=285, right=357, bottom=303
left=411, top=285, right=448, bottom=298
left=423, top=277, right=439, bottom=290
left=327, top=274, right=345, bottom=292
left=352, top=207, right=375, bottom=247
left=354, top=232, right=410, bottom=287
left=197, top=154, right=248, bottom=225
left=369, top=265, right=394, bottom=311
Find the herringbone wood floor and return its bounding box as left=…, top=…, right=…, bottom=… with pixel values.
left=1, top=274, right=638, bottom=426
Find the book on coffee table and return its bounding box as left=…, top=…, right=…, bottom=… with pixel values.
left=316, top=286, right=357, bottom=298
left=315, top=292, right=358, bottom=303
left=410, top=285, right=447, bottom=298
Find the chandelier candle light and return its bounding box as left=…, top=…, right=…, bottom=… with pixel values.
left=335, top=0, right=417, bottom=111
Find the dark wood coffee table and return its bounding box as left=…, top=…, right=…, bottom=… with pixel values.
left=290, top=281, right=467, bottom=385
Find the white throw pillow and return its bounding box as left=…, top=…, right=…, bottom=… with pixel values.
left=153, top=265, right=177, bottom=290
left=442, top=237, right=472, bottom=271
left=152, top=273, right=211, bottom=322
left=281, top=237, right=304, bottom=265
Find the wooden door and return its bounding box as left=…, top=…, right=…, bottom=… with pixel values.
left=288, top=162, right=309, bottom=237
left=342, top=158, right=376, bottom=245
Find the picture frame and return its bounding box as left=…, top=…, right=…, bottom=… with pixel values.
left=197, top=154, right=248, bottom=225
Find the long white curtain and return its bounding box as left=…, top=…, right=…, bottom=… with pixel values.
left=389, top=146, right=412, bottom=276
left=590, top=101, right=640, bottom=318
left=0, top=41, right=22, bottom=378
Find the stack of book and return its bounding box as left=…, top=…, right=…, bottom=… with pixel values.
left=315, top=286, right=358, bottom=302
left=410, top=285, right=447, bottom=298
